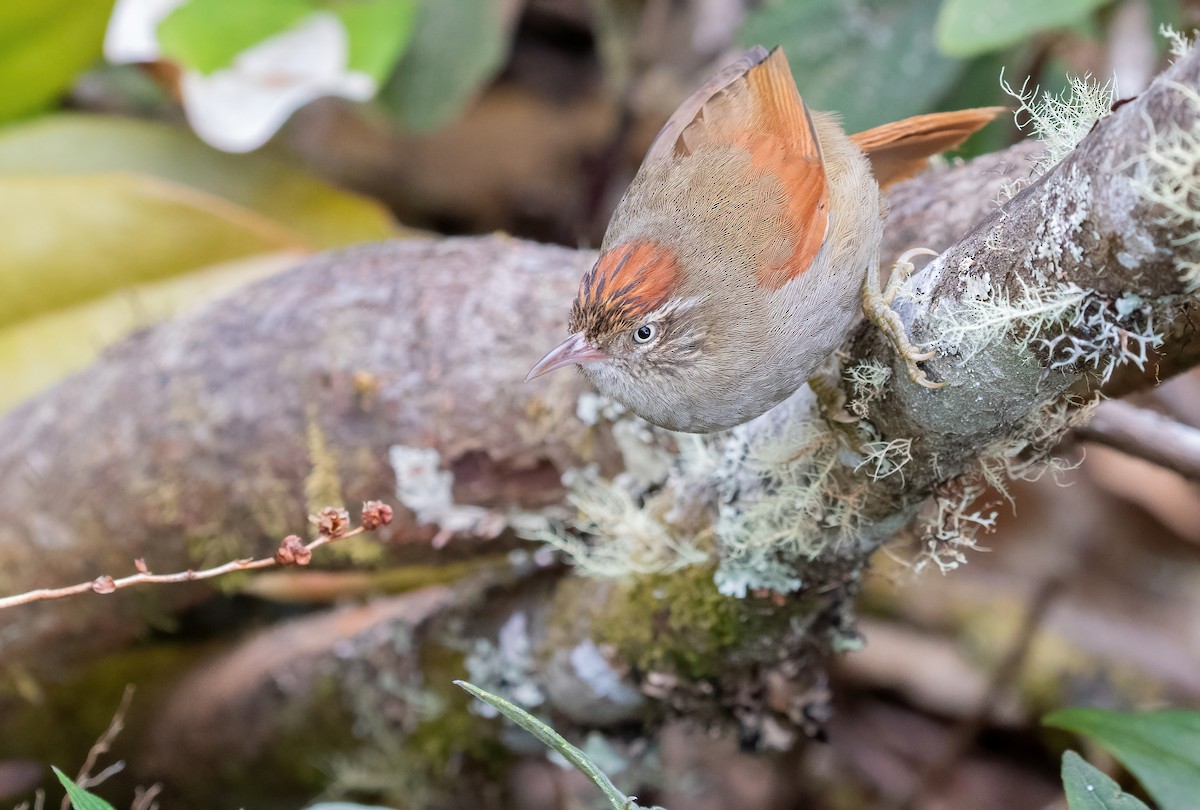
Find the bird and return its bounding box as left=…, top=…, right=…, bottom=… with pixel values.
left=527, top=45, right=1002, bottom=433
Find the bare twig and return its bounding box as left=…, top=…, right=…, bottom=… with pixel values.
left=66, top=685, right=135, bottom=809
left=1077, top=399, right=1200, bottom=481
left=14, top=789, right=45, bottom=810
left=0, top=502, right=393, bottom=612
left=130, top=783, right=163, bottom=810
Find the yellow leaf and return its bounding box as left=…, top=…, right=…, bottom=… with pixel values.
left=0, top=114, right=398, bottom=248
left=0, top=250, right=303, bottom=413
left=0, top=172, right=309, bottom=327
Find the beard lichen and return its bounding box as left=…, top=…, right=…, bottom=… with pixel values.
left=711, top=402, right=867, bottom=597
left=530, top=387, right=885, bottom=600
left=522, top=394, right=711, bottom=579
left=998, top=71, right=1116, bottom=200
left=844, top=359, right=892, bottom=418
left=1130, top=78, right=1200, bottom=292
left=907, top=393, right=1095, bottom=574
left=530, top=469, right=710, bottom=578
left=931, top=275, right=1163, bottom=385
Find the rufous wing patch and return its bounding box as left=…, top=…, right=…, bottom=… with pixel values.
left=850, top=107, right=1006, bottom=187
left=742, top=49, right=829, bottom=291
left=639, top=46, right=829, bottom=292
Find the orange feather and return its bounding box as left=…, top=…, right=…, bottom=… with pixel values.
left=742, top=49, right=828, bottom=290
left=581, top=241, right=681, bottom=321
left=850, top=107, right=1007, bottom=187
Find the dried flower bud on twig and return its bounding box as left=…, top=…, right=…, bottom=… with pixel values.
left=310, top=507, right=350, bottom=538
left=274, top=535, right=312, bottom=566
left=360, top=500, right=394, bottom=530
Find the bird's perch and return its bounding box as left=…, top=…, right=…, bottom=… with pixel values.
left=1, top=45, right=1198, bottom=773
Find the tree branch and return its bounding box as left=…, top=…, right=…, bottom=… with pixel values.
left=1077, top=399, right=1200, bottom=481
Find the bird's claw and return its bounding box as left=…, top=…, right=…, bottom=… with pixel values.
left=862, top=248, right=945, bottom=389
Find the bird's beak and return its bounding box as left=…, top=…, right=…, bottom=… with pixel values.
left=525, top=332, right=606, bottom=381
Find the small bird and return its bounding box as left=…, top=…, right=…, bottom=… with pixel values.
left=528, top=46, right=1001, bottom=433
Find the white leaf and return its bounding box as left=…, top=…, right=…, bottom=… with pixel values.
left=104, top=0, right=186, bottom=63
left=179, top=12, right=376, bottom=153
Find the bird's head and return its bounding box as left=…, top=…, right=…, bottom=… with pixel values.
left=527, top=239, right=796, bottom=432
left=526, top=241, right=727, bottom=431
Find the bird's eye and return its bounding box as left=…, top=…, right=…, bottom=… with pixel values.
left=633, top=323, right=657, bottom=344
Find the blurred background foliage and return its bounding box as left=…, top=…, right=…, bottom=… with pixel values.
left=0, top=0, right=1192, bottom=416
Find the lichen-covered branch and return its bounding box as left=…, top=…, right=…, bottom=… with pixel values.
left=524, top=45, right=1200, bottom=741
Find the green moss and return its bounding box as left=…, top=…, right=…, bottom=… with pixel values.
left=304, top=410, right=345, bottom=516
left=405, top=643, right=508, bottom=779
left=592, top=565, right=812, bottom=682
left=0, top=644, right=202, bottom=764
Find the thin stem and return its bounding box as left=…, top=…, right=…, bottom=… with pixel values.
left=0, top=524, right=370, bottom=611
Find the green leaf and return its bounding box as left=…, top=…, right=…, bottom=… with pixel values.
left=738, top=0, right=964, bottom=132
left=454, top=680, right=660, bottom=810
left=156, top=0, right=313, bottom=74
left=935, top=0, right=1113, bottom=57
left=156, top=0, right=416, bottom=82
left=0, top=114, right=397, bottom=248
left=0, top=250, right=300, bottom=413
left=1046, top=708, right=1200, bottom=810
left=1062, top=752, right=1151, bottom=810
left=331, top=0, right=419, bottom=81
left=52, top=766, right=118, bottom=810
left=0, top=0, right=115, bottom=122
left=380, top=0, right=510, bottom=131
left=0, top=173, right=306, bottom=329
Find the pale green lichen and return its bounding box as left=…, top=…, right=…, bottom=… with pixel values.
left=855, top=438, right=913, bottom=483
left=1130, top=78, right=1200, bottom=292
left=532, top=383, right=880, bottom=596
left=999, top=70, right=1116, bottom=199
left=1160, top=24, right=1196, bottom=62
left=530, top=471, right=708, bottom=578
left=1038, top=293, right=1163, bottom=383
left=932, top=278, right=1090, bottom=359
left=910, top=394, right=1095, bottom=574
left=715, top=414, right=842, bottom=561
left=711, top=401, right=878, bottom=594
left=931, top=278, right=1162, bottom=384
left=913, top=480, right=997, bottom=574
left=844, top=359, right=892, bottom=418
left=522, top=393, right=709, bottom=579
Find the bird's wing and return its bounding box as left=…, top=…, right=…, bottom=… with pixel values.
left=850, top=107, right=1007, bottom=187
left=643, top=45, right=771, bottom=166
left=646, top=47, right=829, bottom=291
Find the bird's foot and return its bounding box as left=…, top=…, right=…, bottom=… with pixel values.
left=862, top=248, right=944, bottom=390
